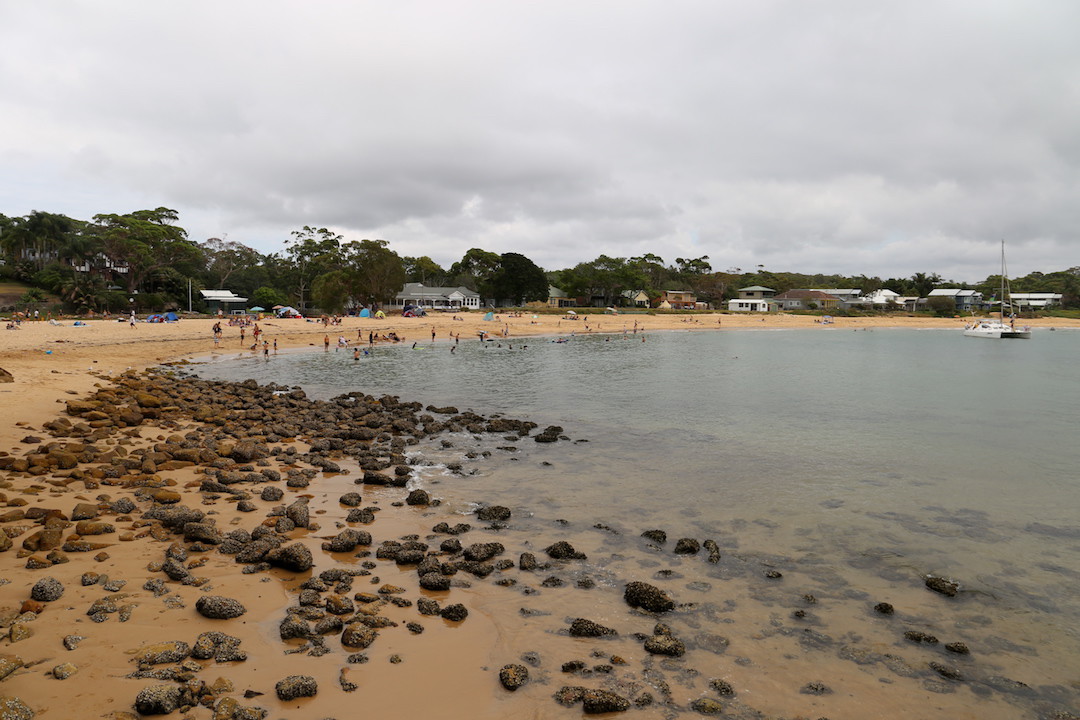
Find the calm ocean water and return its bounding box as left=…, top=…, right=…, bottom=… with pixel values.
left=194, top=327, right=1080, bottom=718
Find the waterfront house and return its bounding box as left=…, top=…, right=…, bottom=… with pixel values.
left=736, top=286, right=776, bottom=300
left=928, top=288, right=983, bottom=312
left=393, top=283, right=481, bottom=310
left=658, top=290, right=697, bottom=310
left=773, top=289, right=842, bottom=311
left=863, top=288, right=902, bottom=306
left=547, top=286, right=575, bottom=308
left=1009, top=292, right=1063, bottom=310
left=200, top=289, right=248, bottom=314
left=811, top=289, right=861, bottom=303
left=621, top=289, right=651, bottom=308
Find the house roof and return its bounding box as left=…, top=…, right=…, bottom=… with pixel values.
left=396, top=283, right=479, bottom=299
left=928, top=288, right=981, bottom=297
left=200, top=290, right=247, bottom=303
left=774, top=289, right=841, bottom=300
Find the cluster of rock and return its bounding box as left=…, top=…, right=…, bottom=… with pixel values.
left=0, top=370, right=560, bottom=717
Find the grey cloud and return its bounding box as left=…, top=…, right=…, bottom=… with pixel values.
left=2, top=1, right=1079, bottom=281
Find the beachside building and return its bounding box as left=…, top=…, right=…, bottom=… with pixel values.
left=928, top=288, right=983, bottom=312
left=773, top=289, right=843, bottom=311
left=658, top=290, right=697, bottom=310
left=811, top=288, right=861, bottom=303
left=393, top=283, right=481, bottom=310
left=621, top=289, right=651, bottom=308
left=863, top=288, right=902, bottom=306
left=200, top=289, right=248, bottom=314
left=727, top=298, right=773, bottom=312
left=736, top=286, right=776, bottom=300
left=1009, top=292, right=1063, bottom=310
left=547, top=286, right=575, bottom=308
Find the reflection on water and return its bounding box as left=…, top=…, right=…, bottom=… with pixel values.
left=194, top=328, right=1080, bottom=718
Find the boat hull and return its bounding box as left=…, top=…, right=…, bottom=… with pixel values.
left=963, top=324, right=1031, bottom=339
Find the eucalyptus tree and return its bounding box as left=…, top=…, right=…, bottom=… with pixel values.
left=403, top=255, right=446, bottom=285
left=89, top=207, right=202, bottom=294
left=344, top=239, right=406, bottom=307
left=449, top=248, right=501, bottom=298
left=201, top=237, right=265, bottom=290
left=285, top=226, right=342, bottom=311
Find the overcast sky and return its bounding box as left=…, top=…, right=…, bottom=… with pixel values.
left=2, top=1, right=1077, bottom=283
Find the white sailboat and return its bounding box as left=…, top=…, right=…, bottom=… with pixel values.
left=963, top=241, right=1031, bottom=339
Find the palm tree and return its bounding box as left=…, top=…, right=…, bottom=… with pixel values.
left=58, top=271, right=106, bottom=313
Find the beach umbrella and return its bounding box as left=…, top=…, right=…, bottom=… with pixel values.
left=249, top=306, right=265, bottom=312
left=567, top=310, right=577, bottom=315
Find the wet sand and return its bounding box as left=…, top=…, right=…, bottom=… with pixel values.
left=1, top=311, right=1078, bottom=719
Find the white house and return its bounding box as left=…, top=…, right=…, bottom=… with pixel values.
left=200, top=289, right=248, bottom=314
left=727, top=298, right=772, bottom=312
left=393, top=283, right=481, bottom=310
left=863, top=288, right=902, bottom=306
left=1009, top=292, right=1063, bottom=309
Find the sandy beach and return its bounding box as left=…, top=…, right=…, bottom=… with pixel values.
left=1, top=310, right=1077, bottom=719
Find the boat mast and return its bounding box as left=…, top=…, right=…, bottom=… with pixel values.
left=1001, top=240, right=1006, bottom=321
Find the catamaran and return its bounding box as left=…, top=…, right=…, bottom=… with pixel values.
left=963, top=241, right=1031, bottom=339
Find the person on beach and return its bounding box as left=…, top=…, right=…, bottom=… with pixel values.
left=129, top=312, right=136, bottom=328
left=262, top=340, right=269, bottom=358
left=240, top=327, right=245, bottom=344
left=324, top=334, right=330, bottom=351
left=273, top=339, right=278, bottom=354
left=353, top=347, right=360, bottom=360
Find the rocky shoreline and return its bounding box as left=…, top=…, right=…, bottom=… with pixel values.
left=0, top=369, right=1076, bottom=719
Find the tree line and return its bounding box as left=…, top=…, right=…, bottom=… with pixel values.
left=2, top=208, right=1077, bottom=313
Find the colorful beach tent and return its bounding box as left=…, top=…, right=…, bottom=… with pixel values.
left=359, top=308, right=371, bottom=318
left=483, top=311, right=495, bottom=321
left=164, top=311, right=179, bottom=322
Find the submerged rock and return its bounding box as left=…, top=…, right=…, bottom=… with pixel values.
left=568, top=618, right=617, bottom=637
left=545, top=541, right=586, bottom=560
left=623, top=581, right=674, bottom=613
left=925, top=576, right=959, bottom=597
